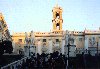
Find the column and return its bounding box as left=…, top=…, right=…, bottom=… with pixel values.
left=53, top=22, right=56, bottom=30
left=49, top=39, right=53, bottom=53
left=60, top=22, right=62, bottom=30
left=61, top=39, right=65, bottom=54
left=13, top=64, right=16, bottom=69
left=38, top=40, right=42, bottom=55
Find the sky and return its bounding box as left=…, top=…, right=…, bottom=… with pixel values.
left=0, top=0, right=100, bottom=34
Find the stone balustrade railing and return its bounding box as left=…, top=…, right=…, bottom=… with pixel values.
left=1, top=57, right=28, bottom=69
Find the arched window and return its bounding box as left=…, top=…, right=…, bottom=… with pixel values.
left=56, top=23, right=60, bottom=30
left=56, top=12, right=60, bottom=19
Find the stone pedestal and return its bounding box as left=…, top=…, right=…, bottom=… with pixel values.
left=37, top=40, right=42, bottom=55
left=64, top=45, right=76, bottom=57
left=69, top=45, right=76, bottom=57
left=24, top=46, right=29, bottom=57
left=30, top=45, right=36, bottom=55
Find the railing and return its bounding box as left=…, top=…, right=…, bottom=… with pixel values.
left=1, top=57, right=28, bottom=69
left=76, top=49, right=100, bottom=56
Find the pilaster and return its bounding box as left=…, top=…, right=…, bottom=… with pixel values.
left=61, top=38, right=65, bottom=54
left=37, top=39, right=42, bottom=55
left=48, top=39, right=53, bottom=53
left=84, top=36, right=88, bottom=50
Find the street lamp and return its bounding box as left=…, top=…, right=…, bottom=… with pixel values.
left=97, top=42, right=98, bottom=55
left=29, top=45, right=31, bottom=57
left=67, top=43, right=71, bottom=69
left=66, top=33, right=74, bottom=69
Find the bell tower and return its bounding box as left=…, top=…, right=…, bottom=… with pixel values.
left=52, top=4, right=63, bottom=32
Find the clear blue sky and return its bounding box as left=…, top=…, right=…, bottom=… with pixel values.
left=0, top=0, right=100, bottom=34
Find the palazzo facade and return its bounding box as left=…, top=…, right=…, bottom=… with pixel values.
left=12, top=5, right=100, bottom=56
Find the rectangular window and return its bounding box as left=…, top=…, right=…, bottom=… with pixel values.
left=92, top=37, right=95, bottom=41
left=19, top=39, right=22, bottom=42
left=56, top=39, right=59, bottom=42
left=43, top=39, right=46, bottom=42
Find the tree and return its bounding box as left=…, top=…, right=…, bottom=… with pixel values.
left=0, top=41, right=4, bottom=55
left=0, top=40, right=13, bottom=55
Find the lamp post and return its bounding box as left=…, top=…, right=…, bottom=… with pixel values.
left=97, top=42, right=98, bottom=55
left=29, top=45, right=30, bottom=57
left=66, top=34, right=73, bottom=69
left=67, top=43, right=71, bottom=69
left=59, top=40, right=61, bottom=53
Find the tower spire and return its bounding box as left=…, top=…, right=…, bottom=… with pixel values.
left=56, top=0, right=58, bottom=7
